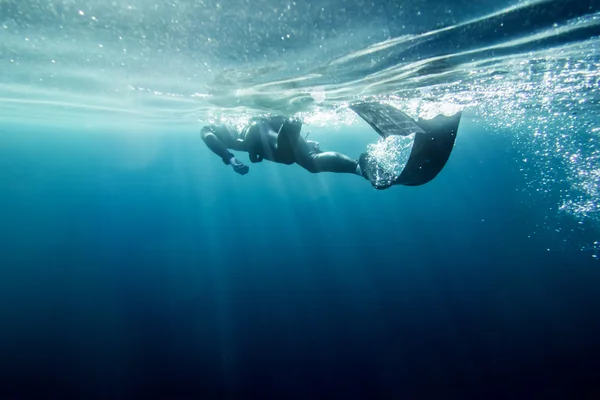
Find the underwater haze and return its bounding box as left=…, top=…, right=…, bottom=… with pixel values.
left=2, top=0, right=600, bottom=398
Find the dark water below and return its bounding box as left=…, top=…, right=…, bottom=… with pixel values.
left=1, top=121, right=599, bottom=398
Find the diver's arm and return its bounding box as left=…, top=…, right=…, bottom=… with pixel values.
left=201, top=125, right=236, bottom=164
left=201, top=125, right=249, bottom=174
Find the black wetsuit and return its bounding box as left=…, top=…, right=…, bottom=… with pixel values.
left=200, top=116, right=358, bottom=174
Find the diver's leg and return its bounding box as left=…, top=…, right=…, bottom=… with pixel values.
left=294, top=137, right=359, bottom=174
left=308, top=152, right=359, bottom=173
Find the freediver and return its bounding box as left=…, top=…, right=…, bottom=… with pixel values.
left=199, top=103, right=462, bottom=189
left=200, top=116, right=369, bottom=179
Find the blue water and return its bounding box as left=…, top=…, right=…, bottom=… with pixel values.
left=2, top=0, right=600, bottom=398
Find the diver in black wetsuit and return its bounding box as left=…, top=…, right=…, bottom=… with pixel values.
left=200, top=116, right=366, bottom=178
left=201, top=103, right=463, bottom=189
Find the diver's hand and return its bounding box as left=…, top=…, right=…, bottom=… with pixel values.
left=229, top=156, right=249, bottom=175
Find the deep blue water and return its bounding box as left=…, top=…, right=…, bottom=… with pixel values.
left=1, top=118, right=599, bottom=399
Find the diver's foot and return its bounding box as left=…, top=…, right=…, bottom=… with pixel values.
left=358, top=153, right=371, bottom=180
left=358, top=153, right=391, bottom=190
left=355, top=162, right=363, bottom=177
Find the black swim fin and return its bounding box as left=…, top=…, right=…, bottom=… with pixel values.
left=350, top=102, right=461, bottom=188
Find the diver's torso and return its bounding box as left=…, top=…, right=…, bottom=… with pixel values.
left=243, top=117, right=289, bottom=163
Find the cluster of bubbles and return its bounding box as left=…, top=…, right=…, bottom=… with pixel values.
left=478, top=56, right=598, bottom=258
left=365, top=134, right=415, bottom=188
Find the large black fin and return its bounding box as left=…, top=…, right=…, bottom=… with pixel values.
left=350, top=102, right=461, bottom=188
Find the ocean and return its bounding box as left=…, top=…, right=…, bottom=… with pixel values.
left=1, top=0, right=600, bottom=398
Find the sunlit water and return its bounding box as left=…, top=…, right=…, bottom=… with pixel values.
left=1, top=0, right=599, bottom=255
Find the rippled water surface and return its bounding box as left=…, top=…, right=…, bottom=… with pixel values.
left=1, top=0, right=598, bottom=123
left=1, top=0, right=600, bottom=253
